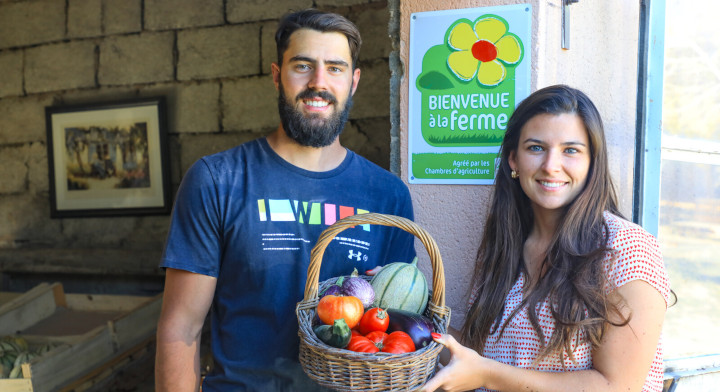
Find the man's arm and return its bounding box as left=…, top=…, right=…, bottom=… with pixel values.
left=156, top=268, right=217, bottom=392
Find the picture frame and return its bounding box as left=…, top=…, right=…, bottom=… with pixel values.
left=45, top=97, right=171, bottom=218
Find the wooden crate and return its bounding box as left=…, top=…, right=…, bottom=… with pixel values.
left=0, top=282, right=162, bottom=392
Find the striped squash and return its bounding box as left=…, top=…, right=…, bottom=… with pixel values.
left=370, top=257, right=429, bottom=314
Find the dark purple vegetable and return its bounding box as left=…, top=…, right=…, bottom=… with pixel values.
left=341, top=268, right=375, bottom=308
left=321, top=284, right=343, bottom=298
left=320, top=276, right=345, bottom=298
left=386, top=308, right=434, bottom=349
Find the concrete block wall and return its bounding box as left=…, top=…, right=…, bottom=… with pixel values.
left=0, top=0, right=392, bottom=289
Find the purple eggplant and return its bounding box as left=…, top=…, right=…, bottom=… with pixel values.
left=386, top=308, right=434, bottom=349
left=341, top=269, right=375, bottom=308
left=320, top=276, right=344, bottom=298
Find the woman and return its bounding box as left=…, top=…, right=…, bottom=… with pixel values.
left=423, top=85, right=671, bottom=392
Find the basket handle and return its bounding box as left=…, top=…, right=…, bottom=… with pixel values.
left=303, top=213, right=446, bottom=308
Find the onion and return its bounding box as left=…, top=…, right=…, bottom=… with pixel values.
left=341, top=269, right=375, bottom=308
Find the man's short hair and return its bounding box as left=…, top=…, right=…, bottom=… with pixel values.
left=275, top=9, right=362, bottom=69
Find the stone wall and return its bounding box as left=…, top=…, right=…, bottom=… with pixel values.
left=0, top=0, right=392, bottom=293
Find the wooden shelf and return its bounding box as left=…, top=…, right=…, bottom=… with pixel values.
left=0, top=249, right=163, bottom=277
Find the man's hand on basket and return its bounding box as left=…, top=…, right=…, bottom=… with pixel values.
left=365, top=266, right=383, bottom=276
left=421, top=333, right=486, bottom=392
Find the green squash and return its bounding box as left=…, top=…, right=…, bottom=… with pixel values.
left=370, top=257, right=429, bottom=314
left=313, top=318, right=351, bottom=349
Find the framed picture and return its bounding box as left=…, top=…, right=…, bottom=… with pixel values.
left=45, top=97, right=171, bottom=218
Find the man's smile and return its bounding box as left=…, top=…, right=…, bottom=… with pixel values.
left=303, top=98, right=330, bottom=109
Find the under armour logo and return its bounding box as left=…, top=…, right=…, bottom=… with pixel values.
left=348, top=250, right=362, bottom=261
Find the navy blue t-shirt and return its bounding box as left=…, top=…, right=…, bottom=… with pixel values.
left=161, top=138, right=416, bottom=391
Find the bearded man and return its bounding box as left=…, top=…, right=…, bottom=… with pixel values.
left=155, top=9, right=415, bottom=392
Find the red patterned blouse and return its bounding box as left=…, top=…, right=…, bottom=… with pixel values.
left=477, top=212, right=671, bottom=392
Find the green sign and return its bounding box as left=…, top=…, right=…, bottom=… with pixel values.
left=409, top=5, right=531, bottom=184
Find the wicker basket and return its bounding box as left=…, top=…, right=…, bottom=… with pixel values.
left=296, top=213, right=451, bottom=392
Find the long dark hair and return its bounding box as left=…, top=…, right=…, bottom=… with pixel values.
left=461, top=85, right=625, bottom=363
left=275, top=9, right=362, bottom=69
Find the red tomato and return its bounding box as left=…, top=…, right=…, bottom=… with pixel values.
left=345, top=331, right=414, bottom=354
left=357, top=307, right=389, bottom=335
left=364, top=331, right=388, bottom=345
left=317, top=295, right=364, bottom=329
left=380, top=331, right=415, bottom=354
left=346, top=335, right=379, bottom=353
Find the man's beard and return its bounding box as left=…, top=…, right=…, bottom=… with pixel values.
left=278, top=82, right=353, bottom=148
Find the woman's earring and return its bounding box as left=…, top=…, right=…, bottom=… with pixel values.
left=511, top=170, right=519, bottom=179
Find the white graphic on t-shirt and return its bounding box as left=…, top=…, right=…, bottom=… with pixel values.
left=261, top=233, right=312, bottom=251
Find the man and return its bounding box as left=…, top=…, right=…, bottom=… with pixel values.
left=155, top=9, right=415, bottom=392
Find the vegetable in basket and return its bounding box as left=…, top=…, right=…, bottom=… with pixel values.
left=317, top=294, right=364, bottom=329
left=365, top=331, right=388, bottom=345
left=370, top=256, right=429, bottom=314
left=341, top=268, right=375, bottom=308
left=320, top=269, right=375, bottom=308
left=357, top=307, right=389, bottom=335
left=346, top=334, right=379, bottom=353
left=346, top=330, right=415, bottom=354
left=386, top=308, right=434, bottom=349
left=382, top=331, right=416, bottom=353
left=320, top=276, right=344, bottom=298
left=314, top=318, right=352, bottom=349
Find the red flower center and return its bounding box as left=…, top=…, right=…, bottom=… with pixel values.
left=471, top=40, right=497, bottom=62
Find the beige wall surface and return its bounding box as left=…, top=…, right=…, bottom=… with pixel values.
left=397, top=0, right=641, bottom=328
